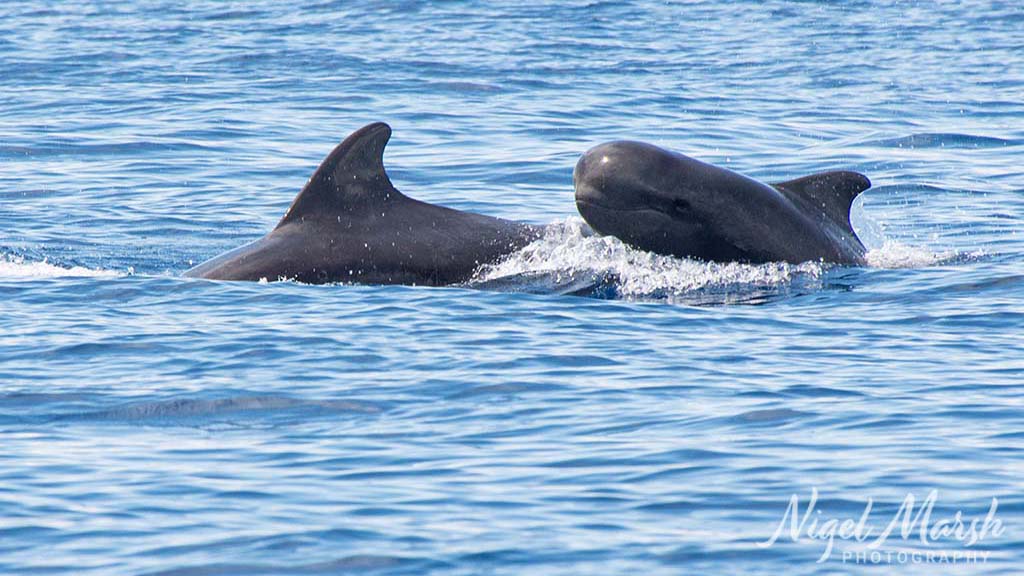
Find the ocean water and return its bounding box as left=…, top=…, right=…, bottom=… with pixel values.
left=1, top=0, right=1022, bottom=574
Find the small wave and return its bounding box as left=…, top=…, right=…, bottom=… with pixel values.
left=142, top=554, right=440, bottom=576
left=424, top=80, right=506, bottom=94
left=865, top=133, right=1015, bottom=149
left=58, top=395, right=382, bottom=425
left=474, top=218, right=826, bottom=302
left=0, top=253, right=121, bottom=279
left=0, top=140, right=213, bottom=159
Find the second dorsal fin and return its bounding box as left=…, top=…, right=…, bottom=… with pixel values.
left=772, top=170, right=871, bottom=235
left=277, top=122, right=402, bottom=227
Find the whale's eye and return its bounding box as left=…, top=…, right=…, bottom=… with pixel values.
left=672, top=198, right=693, bottom=215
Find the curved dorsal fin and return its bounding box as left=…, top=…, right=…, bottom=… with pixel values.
left=277, top=122, right=402, bottom=227
left=772, top=171, right=871, bottom=235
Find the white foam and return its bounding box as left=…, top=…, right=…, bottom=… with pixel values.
left=0, top=253, right=120, bottom=279
left=475, top=218, right=826, bottom=299
left=865, top=241, right=957, bottom=269
left=855, top=208, right=958, bottom=268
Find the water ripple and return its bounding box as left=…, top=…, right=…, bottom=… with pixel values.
left=1, top=1, right=1022, bottom=575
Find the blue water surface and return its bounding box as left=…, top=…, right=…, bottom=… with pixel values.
left=1, top=1, right=1023, bottom=574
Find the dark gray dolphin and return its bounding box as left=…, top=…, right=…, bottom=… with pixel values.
left=574, top=140, right=870, bottom=265
left=185, top=123, right=540, bottom=285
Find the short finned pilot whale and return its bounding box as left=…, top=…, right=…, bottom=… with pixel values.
left=573, top=140, right=871, bottom=265
left=185, top=123, right=541, bottom=285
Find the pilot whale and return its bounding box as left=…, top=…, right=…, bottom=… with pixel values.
left=185, top=123, right=541, bottom=285
left=573, top=140, right=870, bottom=265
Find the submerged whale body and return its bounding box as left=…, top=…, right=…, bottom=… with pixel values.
left=573, top=140, right=871, bottom=265
left=185, top=123, right=540, bottom=285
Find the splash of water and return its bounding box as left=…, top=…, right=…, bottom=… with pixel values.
left=475, top=218, right=828, bottom=300
left=865, top=241, right=958, bottom=268
left=0, top=253, right=120, bottom=279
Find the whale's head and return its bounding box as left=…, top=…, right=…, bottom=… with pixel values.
left=573, top=140, right=751, bottom=261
